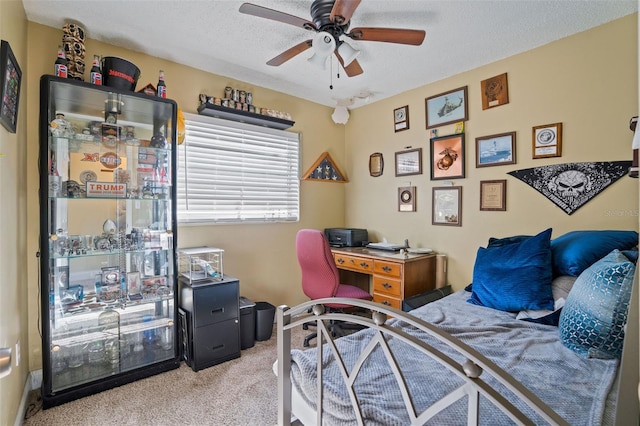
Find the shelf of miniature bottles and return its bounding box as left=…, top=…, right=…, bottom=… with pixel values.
left=197, top=103, right=294, bottom=130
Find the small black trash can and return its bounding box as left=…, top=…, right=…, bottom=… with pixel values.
left=254, top=301, right=276, bottom=341
left=239, top=297, right=256, bottom=350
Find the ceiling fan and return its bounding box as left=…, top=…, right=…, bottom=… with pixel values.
left=239, top=0, right=426, bottom=77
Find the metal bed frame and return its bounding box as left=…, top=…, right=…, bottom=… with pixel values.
left=276, top=297, right=569, bottom=426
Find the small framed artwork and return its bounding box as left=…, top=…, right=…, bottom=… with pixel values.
left=0, top=40, right=22, bottom=133
left=425, top=86, right=468, bottom=129
left=395, top=148, right=422, bottom=177
left=398, top=186, right=416, bottom=212
left=475, top=131, right=516, bottom=168
left=432, top=186, right=462, bottom=226
left=369, top=152, right=383, bottom=177
left=430, top=134, right=465, bottom=180
left=480, top=73, right=509, bottom=110
left=480, top=179, right=507, bottom=211
left=532, top=122, right=562, bottom=159
left=393, top=105, right=409, bottom=132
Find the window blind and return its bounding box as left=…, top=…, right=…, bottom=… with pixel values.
left=178, top=113, right=300, bottom=224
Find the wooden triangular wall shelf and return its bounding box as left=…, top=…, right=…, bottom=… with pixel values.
left=302, top=151, right=348, bottom=183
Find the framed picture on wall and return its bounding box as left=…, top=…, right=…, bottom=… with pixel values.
left=0, top=40, right=22, bottom=133
left=425, top=86, right=468, bottom=129
left=398, top=186, right=416, bottom=212
left=480, top=179, right=507, bottom=211
left=430, top=134, right=465, bottom=180
left=395, top=148, right=422, bottom=176
left=393, top=105, right=409, bottom=132
left=480, top=73, right=509, bottom=110
left=369, top=152, right=383, bottom=177
left=532, top=122, right=562, bottom=159
left=475, top=131, right=516, bottom=167
left=432, top=186, right=462, bottom=226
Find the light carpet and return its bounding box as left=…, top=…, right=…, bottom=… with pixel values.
left=23, top=324, right=310, bottom=426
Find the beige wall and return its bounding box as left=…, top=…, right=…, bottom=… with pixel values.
left=0, top=1, right=29, bottom=425
left=344, top=14, right=639, bottom=290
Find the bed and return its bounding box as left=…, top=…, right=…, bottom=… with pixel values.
left=276, top=229, right=639, bottom=425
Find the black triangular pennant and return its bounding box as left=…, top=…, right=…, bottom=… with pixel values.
left=507, top=161, right=631, bottom=215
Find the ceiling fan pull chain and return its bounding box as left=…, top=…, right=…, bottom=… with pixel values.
left=329, top=55, right=334, bottom=90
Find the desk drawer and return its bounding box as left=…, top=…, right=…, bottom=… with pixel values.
left=373, top=293, right=402, bottom=310
left=373, top=276, right=402, bottom=297
left=373, top=260, right=402, bottom=279
left=334, top=254, right=373, bottom=274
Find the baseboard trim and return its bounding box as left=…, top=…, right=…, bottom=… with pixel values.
left=14, top=369, right=42, bottom=426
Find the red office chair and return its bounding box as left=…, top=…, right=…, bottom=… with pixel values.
left=296, top=229, right=372, bottom=347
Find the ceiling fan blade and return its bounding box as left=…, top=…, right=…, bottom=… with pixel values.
left=239, top=3, right=317, bottom=31
left=330, top=0, right=362, bottom=25
left=334, top=51, right=364, bottom=77
left=266, top=40, right=313, bottom=66
left=347, top=27, right=426, bottom=45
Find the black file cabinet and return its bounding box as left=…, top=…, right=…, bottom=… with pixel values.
left=179, top=276, right=241, bottom=371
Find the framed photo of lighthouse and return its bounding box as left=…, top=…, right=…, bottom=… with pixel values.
left=425, top=86, right=468, bottom=129
left=475, top=131, right=516, bottom=168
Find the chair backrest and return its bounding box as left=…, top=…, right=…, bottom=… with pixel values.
left=295, top=229, right=340, bottom=300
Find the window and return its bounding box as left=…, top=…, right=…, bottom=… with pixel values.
left=177, top=113, right=300, bottom=224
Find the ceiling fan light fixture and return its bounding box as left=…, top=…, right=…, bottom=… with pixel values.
left=308, top=31, right=336, bottom=70
left=332, top=105, right=350, bottom=125
left=337, top=41, right=360, bottom=67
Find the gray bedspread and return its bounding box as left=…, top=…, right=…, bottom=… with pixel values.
left=289, top=290, right=619, bottom=425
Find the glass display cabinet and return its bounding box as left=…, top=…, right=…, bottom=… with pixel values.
left=38, top=75, right=179, bottom=408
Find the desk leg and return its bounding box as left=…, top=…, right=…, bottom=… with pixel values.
left=338, top=269, right=371, bottom=294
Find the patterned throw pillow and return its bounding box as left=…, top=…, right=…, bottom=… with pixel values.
left=558, top=249, right=635, bottom=359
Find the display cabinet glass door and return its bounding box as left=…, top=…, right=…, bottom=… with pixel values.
left=40, top=75, right=179, bottom=406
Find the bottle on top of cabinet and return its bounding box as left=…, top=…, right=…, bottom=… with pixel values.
left=54, top=46, right=67, bottom=78
left=90, top=55, right=102, bottom=85
left=157, top=70, right=167, bottom=98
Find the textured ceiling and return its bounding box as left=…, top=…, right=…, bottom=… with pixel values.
left=22, top=0, right=638, bottom=109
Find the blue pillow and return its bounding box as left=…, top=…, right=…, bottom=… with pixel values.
left=464, top=233, right=540, bottom=293
left=469, top=228, right=554, bottom=312
left=488, top=234, right=531, bottom=247
left=551, top=230, right=638, bottom=277
left=559, top=249, right=635, bottom=359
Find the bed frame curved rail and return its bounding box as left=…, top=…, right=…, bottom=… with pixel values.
left=276, top=297, right=569, bottom=426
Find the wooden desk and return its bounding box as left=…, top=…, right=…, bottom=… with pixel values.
left=331, top=247, right=436, bottom=310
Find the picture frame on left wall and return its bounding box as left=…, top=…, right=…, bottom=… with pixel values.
left=0, top=40, right=22, bottom=133
left=393, top=105, right=410, bottom=132
left=395, top=148, right=422, bottom=177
